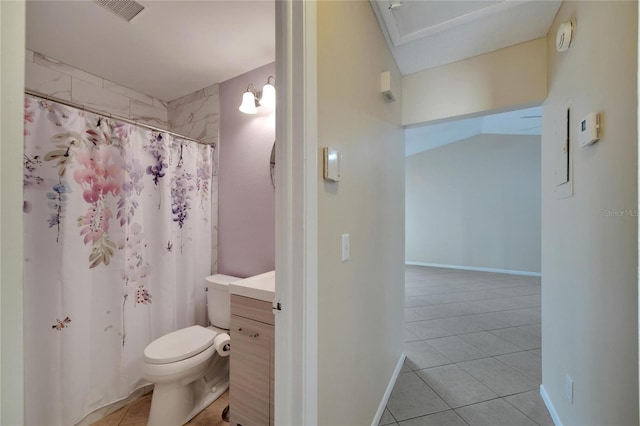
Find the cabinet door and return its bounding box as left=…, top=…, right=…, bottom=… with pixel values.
left=229, top=314, right=274, bottom=426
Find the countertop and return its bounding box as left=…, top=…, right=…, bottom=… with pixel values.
left=228, top=270, right=275, bottom=302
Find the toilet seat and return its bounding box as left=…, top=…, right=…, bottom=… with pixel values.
left=144, top=325, right=216, bottom=364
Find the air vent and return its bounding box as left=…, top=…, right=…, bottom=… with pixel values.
left=95, top=0, right=145, bottom=22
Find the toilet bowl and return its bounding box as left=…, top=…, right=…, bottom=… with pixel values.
left=142, top=274, right=240, bottom=426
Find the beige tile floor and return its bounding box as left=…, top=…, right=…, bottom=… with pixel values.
left=379, top=266, right=552, bottom=426
left=91, top=390, right=229, bottom=426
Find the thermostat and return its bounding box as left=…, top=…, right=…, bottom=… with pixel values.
left=380, top=71, right=397, bottom=103
left=579, top=112, right=600, bottom=147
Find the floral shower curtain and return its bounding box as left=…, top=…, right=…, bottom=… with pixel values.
left=23, top=96, right=214, bottom=425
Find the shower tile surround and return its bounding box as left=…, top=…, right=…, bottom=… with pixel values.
left=167, top=84, right=221, bottom=272
left=25, top=51, right=170, bottom=129
left=168, top=85, right=220, bottom=146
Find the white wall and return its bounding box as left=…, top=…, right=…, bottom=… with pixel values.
left=541, top=2, right=638, bottom=424
left=317, top=1, right=405, bottom=424
left=0, top=1, right=25, bottom=424
left=406, top=134, right=541, bottom=274
left=403, top=38, right=547, bottom=126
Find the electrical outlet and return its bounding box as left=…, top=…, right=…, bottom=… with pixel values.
left=341, top=234, right=350, bottom=262
left=565, top=374, right=573, bottom=403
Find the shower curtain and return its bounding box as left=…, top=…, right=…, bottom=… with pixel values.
left=23, top=96, right=214, bottom=425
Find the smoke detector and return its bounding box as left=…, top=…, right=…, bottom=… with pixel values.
left=556, top=19, right=575, bottom=53
left=95, top=0, right=145, bottom=22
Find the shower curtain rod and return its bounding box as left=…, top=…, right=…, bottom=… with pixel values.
left=25, top=90, right=210, bottom=146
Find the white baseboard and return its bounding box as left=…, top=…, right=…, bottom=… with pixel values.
left=405, top=261, right=541, bottom=277
left=540, top=384, right=562, bottom=426
left=371, top=353, right=405, bottom=426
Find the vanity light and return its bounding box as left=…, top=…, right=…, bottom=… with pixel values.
left=260, top=76, right=276, bottom=109
left=239, top=84, right=259, bottom=114
left=238, top=76, right=276, bottom=114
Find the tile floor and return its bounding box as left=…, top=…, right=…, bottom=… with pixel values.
left=379, top=265, right=552, bottom=426
left=90, top=390, right=229, bottom=426
left=91, top=265, right=550, bottom=426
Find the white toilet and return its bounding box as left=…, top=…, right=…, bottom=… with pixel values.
left=142, top=274, right=240, bottom=426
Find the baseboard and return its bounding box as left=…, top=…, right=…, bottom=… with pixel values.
left=371, top=353, right=406, bottom=426
left=405, top=261, right=541, bottom=277
left=540, top=384, right=563, bottom=426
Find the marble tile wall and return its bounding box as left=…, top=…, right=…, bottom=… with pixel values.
left=167, top=85, right=220, bottom=272
left=167, top=84, right=219, bottom=146
left=25, top=50, right=169, bottom=130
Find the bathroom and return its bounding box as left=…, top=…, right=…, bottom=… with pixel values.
left=22, top=1, right=276, bottom=424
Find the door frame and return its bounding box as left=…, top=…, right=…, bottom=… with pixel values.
left=0, top=1, right=321, bottom=423
left=0, top=1, right=26, bottom=424
left=274, top=1, right=319, bottom=424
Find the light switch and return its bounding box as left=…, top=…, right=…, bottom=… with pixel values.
left=341, top=233, right=349, bottom=262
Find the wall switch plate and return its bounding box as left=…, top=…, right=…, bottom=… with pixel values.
left=341, top=233, right=349, bottom=262
left=565, top=374, right=574, bottom=403
left=323, top=147, right=341, bottom=182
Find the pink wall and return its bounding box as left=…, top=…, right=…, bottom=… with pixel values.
left=218, top=63, right=276, bottom=278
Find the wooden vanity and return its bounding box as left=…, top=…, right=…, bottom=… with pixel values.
left=228, top=272, right=275, bottom=426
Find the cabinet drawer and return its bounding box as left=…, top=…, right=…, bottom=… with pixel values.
left=231, top=294, right=274, bottom=325
left=229, top=314, right=274, bottom=426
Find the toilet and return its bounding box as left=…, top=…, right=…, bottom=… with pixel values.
left=142, top=274, right=240, bottom=426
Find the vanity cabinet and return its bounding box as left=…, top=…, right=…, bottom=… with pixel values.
left=229, top=294, right=274, bottom=426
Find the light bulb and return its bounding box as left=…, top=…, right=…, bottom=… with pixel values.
left=239, top=91, right=257, bottom=114
left=260, top=83, right=276, bottom=109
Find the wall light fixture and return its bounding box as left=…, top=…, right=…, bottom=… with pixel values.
left=239, top=76, right=276, bottom=114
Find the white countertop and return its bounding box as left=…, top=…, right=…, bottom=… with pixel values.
left=228, top=270, right=275, bottom=302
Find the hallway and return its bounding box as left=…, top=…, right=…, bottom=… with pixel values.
left=379, top=266, right=552, bottom=426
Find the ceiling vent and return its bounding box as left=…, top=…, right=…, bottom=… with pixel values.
left=95, top=0, right=145, bottom=22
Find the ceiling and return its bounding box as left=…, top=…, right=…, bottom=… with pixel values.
left=26, top=1, right=275, bottom=102
left=369, top=1, right=554, bottom=156
left=370, top=0, right=561, bottom=75
left=405, top=106, right=542, bottom=157
left=26, top=1, right=560, bottom=104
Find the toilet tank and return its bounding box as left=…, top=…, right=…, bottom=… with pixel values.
left=205, top=274, right=240, bottom=330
